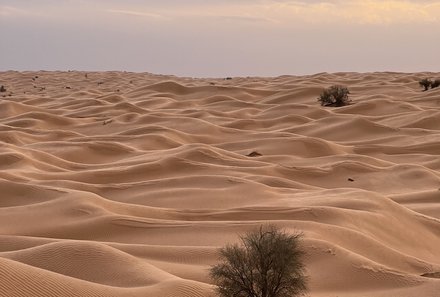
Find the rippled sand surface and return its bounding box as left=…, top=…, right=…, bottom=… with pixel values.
left=0, top=71, right=439, bottom=297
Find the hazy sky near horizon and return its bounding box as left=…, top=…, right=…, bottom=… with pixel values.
left=1, top=0, right=440, bottom=77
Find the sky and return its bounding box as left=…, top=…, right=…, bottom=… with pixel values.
left=1, top=0, right=440, bottom=77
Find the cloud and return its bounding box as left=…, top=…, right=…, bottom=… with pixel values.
left=0, top=5, right=37, bottom=17
left=265, top=0, right=440, bottom=25
left=107, top=9, right=166, bottom=20
left=215, top=14, right=275, bottom=23
left=124, top=0, right=440, bottom=25
left=3, top=1, right=440, bottom=25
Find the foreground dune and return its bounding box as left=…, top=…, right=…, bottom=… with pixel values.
left=0, top=71, right=439, bottom=297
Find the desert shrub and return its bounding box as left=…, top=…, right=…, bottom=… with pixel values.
left=318, top=85, right=350, bottom=107
left=0, top=85, right=6, bottom=92
left=419, top=78, right=432, bottom=91
left=210, top=225, right=308, bottom=297
left=431, top=79, right=440, bottom=89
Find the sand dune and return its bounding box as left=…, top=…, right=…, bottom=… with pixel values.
left=0, top=71, right=439, bottom=297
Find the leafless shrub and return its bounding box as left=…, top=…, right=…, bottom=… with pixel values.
left=210, top=225, right=308, bottom=297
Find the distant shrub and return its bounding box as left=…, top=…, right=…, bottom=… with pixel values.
left=431, top=79, right=440, bottom=89
left=419, top=78, right=432, bottom=91
left=318, top=85, right=351, bottom=107
left=0, top=85, right=6, bottom=92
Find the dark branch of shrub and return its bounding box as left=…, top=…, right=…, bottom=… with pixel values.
left=419, top=78, right=432, bottom=91
left=431, top=79, right=440, bottom=89
left=210, top=225, right=308, bottom=297
left=317, top=85, right=351, bottom=107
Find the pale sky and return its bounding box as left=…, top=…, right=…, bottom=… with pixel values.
left=1, top=0, right=439, bottom=77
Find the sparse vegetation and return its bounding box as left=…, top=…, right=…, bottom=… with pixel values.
left=418, top=78, right=440, bottom=91
left=210, top=225, right=308, bottom=297
left=318, top=85, right=351, bottom=107
left=431, top=79, right=440, bottom=89
left=419, top=78, right=432, bottom=91
left=0, top=85, right=6, bottom=92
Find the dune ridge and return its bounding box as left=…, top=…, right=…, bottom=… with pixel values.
left=0, top=71, right=439, bottom=297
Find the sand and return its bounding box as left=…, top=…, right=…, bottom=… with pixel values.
left=0, top=71, right=439, bottom=297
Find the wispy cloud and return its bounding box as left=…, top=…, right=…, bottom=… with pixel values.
left=0, top=5, right=37, bottom=17
left=264, top=0, right=440, bottom=25
left=107, top=9, right=166, bottom=20
left=215, top=14, right=276, bottom=23
left=114, top=0, right=440, bottom=25
left=3, top=1, right=440, bottom=25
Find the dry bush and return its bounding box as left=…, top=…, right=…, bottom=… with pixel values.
left=210, top=225, right=308, bottom=297
left=419, top=78, right=432, bottom=91
left=431, top=79, right=440, bottom=89
left=317, top=85, right=351, bottom=107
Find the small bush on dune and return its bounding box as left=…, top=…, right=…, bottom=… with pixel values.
left=431, top=79, right=440, bottom=89
left=318, top=85, right=351, bottom=107
left=210, top=225, right=308, bottom=297
left=418, top=78, right=440, bottom=91
left=419, top=78, right=432, bottom=91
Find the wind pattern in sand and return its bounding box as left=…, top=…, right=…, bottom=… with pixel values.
left=0, top=71, right=439, bottom=297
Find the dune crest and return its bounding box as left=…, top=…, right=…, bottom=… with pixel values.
left=0, top=71, right=439, bottom=297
